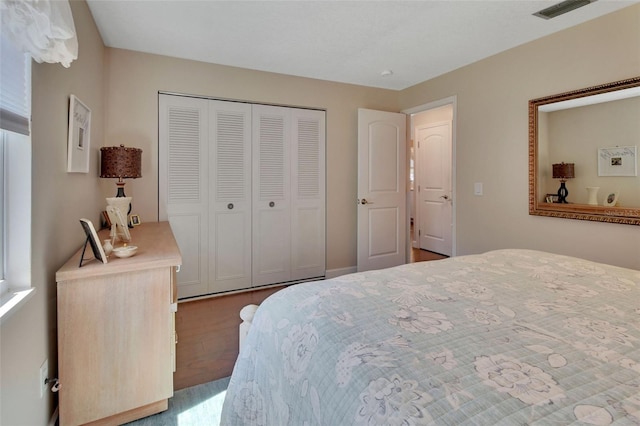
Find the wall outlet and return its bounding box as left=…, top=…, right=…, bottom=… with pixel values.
left=39, top=359, right=48, bottom=398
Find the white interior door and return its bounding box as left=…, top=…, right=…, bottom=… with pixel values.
left=357, top=108, right=407, bottom=272
left=416, top=121, right=452, bottom=256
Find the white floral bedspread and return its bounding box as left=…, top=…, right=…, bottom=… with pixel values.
left=220, top=249, right=640, bottom=425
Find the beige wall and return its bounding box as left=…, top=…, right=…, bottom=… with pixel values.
left=0, top=1, right=105, bottom=424
left=399, top=4, right=640, bottom=269
left=104, top=5, right=640, bottom=273
left=103, top=49, right=398, bottom=271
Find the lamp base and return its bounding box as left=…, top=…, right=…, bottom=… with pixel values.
left=114, top=181, right=132, bottom=217
left=116, top=182, right=126, bottom=198
left=557, top=181, right=569, bottom=203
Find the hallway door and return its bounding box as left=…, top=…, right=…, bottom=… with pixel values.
left=416, top=120, right=452, bottom=256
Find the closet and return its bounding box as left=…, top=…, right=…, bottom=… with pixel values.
left=159, top=94, right=325, bottom=299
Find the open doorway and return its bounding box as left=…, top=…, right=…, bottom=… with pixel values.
left=405, top=97, right=456, bottom=262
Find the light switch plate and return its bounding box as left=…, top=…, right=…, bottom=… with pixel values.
left=474, top=182, right=483, bottom=196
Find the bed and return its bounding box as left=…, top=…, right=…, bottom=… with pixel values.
left=220, top=249, right=640, bottom=425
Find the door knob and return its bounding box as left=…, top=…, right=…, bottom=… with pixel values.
left=360, top=198, right=373, bottom=205
left=440, top=195, right=450, bottom=200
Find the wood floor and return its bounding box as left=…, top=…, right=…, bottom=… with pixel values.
left=173, top=248, right=448, bottom=390
left=173, top=286, right=283, bottom=390
left=411, top=247, right=448, bottom=262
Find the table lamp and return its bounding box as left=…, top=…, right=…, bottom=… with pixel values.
left=100, top=144, right=142, bottom=214
left=552, top=162, right=574, bottom=204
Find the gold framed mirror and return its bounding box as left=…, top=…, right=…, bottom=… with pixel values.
left=529, top=76, right=640, bottom=225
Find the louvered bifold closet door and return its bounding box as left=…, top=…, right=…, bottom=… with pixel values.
left=159, top=94, right=209, bottom=298
left=209, top=100, right=252, bottom=293
left=291, top=109, right=326, bottom=281
left=252, top=104, right=292, bottom=286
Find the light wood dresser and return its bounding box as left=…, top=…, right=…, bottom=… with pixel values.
left=56, top=221, right=182, bottom=425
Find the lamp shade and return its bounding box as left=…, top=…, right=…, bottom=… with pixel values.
left=100, top=145, right=142, bottom=179
left=552, top=162, right=575, bottom=180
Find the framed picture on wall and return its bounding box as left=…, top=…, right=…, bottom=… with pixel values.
left=598, top=146, right=637, bottom=177
left=67, top=95, right=92, bottom=173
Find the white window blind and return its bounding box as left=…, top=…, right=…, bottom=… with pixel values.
left=0, top=133, right=4, bottom=280
left=0, top=33, right=30, bottom=136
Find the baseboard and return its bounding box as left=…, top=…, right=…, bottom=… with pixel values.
left=326, top=266, right=357, bottom=279
left=178, top=276, right=322, bottom=303
left=177, top=269, right=356, bottom=303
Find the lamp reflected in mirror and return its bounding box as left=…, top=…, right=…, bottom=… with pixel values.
left=552, top=162, right=574, bottom=203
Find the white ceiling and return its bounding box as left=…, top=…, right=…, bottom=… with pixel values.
left=86, top=0, right=638, bottom=90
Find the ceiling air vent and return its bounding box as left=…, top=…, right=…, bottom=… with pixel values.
left=533, top=0, right=597, bottom=19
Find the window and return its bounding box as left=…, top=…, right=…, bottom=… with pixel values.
left=0, top=32, right=33, bottom=323
left=0, top=133, right=4, bottom=280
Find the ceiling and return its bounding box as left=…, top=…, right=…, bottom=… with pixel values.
left=86, top=0, right=638, bottom=90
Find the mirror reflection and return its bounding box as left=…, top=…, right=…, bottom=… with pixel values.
left=529, top=77, right=640, bottom=225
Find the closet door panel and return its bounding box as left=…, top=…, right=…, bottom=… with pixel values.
left=159, top=94, right=209, bottom=298
left=214, top=212, right=249, bottom=280
left=209, top=101, right=252, bottom=293
left=255, top=208, right=289, bottom=275
left=291, top=109, right=326, bottom=280
left=168, top=214, right=204, bottom=296
left=252, top=105, right=291, bottom=286
left=293, top=206, right=324, bottom=269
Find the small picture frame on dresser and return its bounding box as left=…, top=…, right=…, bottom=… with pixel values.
left=101, top=210, right=112, bottom=229
left=545, top=194, right=559, bottom=203
left=79, top=218, right=107, bottom=266
left=603, top=191, right=619, bottom=207
left=130, top=214, right=141, bottom=227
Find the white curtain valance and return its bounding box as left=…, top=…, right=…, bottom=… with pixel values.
left=0, top=0, right=78, bottom=68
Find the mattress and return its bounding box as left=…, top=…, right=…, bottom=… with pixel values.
left=221, top=249, right=640, bottom=425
